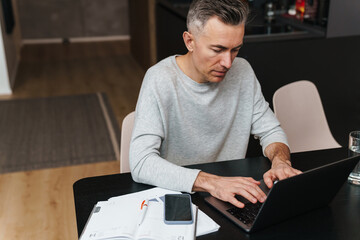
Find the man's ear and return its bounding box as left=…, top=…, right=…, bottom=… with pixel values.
left=183, top=31, right=195, bottom=52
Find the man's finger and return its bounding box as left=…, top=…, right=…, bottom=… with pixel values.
left=228, top=197, right=245, bottom=208
left=264, top=178, right=273, bottom=188
left=290, top=168, right=302, bottom=175
left=263, top=171, right=277, bottom=188
left=240, top=179, right=267, bottom=200
left=283, top=167, right=302, bottom=178
left=284, top=168, right=297, bottom=178
left=241, top=183, right=267, bottom=202
left=244, top=177, right=261, bottom=185
left=235, top=188, right=262, bottom=204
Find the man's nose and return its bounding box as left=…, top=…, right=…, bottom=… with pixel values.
left=220, top=52, right=232, bottom=69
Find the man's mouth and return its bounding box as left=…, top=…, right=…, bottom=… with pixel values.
left=213, top=70, right=227, bottom=76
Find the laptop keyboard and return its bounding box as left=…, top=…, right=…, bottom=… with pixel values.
left=226, top=201, right=263, bottom=225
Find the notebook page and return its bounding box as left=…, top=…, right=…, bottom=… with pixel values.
left=136, top=201, right=196, bottom=240
left=80, top=199, right=140, bottom=240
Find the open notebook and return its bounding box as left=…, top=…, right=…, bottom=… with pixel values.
left=80, top=187, right=220, bottom=240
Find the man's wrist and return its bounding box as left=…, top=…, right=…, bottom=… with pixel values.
left=265, top=142, right=291, bottom=167
left=192, top=171, right=218, bottom=192
left=271, top=157, right=292, bottom=167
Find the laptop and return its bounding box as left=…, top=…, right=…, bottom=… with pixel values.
left=205, top=155, right=360, bottom=233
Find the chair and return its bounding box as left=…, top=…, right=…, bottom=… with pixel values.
left=120, top=111, right=135, bottom=173
left=272, top=80, right=341, bottom=153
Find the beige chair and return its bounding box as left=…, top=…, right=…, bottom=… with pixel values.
left=120, top=111, right=135, bottom=173
left=273, top=80, right=341, bottom=153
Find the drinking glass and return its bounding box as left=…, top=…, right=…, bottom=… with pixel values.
left=348, top=131, right=360, bottom=185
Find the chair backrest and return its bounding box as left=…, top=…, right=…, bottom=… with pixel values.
left=273, top=80, right=341, bottom=153
left=120, top=111, right=135, bottom=173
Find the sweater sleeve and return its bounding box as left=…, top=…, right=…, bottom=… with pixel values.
left=129, top=69, right=201, bottom=193
left=250, top=76, right=289, bottom=156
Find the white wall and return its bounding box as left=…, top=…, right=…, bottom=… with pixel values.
left=0, top=22, right=12, bottom=95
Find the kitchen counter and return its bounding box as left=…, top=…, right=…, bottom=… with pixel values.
left=157, top=0, right=326, bottom=43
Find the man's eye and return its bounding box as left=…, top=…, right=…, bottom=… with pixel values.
left=212, top=49, right=222, bottom=53
left=232, top=48, right=240, bottom=52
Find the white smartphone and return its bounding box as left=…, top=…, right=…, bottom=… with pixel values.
left=164, top=194, right=193, bottom=225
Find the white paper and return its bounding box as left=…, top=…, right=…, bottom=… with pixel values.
left=196, top=209, right=220, bottom=236
left=80, top=187, right=220, bottom=240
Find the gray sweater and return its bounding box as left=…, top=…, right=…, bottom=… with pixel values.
left=130, top=56, right=288, bottom=193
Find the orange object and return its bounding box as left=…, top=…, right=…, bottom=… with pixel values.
left=296, top=0, right=305, bottom=20
left=140, top=200, right=148, bottom=210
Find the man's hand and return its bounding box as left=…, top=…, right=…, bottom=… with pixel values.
left=263, top=160, right=302, bottom=188
left=192, top=171, right=267, bottom=208
left=263, top=142, right=302, bottom=188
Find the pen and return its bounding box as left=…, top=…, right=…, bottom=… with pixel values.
left=138, top=199, right=149, bottom=226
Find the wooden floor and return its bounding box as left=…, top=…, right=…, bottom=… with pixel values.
left=0, top=40, right=145, bottom=239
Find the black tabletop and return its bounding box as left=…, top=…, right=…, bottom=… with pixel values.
left=73, top=147, right=360, bottom=240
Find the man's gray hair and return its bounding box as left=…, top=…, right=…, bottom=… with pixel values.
left=187, top=0, right=250, bottom=35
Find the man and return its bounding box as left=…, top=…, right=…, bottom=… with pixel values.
left=130, top=0, right=301, bottom=208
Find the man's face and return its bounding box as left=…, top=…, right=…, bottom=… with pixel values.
left=189, top=17, right=245, bottom=83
